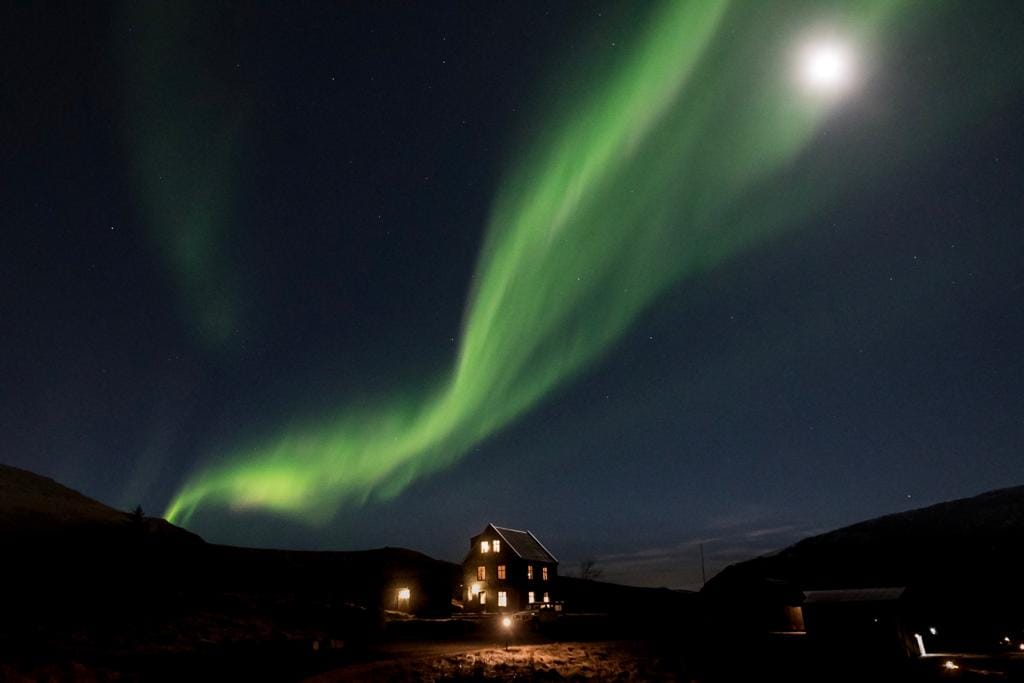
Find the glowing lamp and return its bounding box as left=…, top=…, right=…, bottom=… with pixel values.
left=397, top=587, right=411, bottom=601
left=502, top=617, right=512, bottom=628
left=943, top=660, right=959, bottom=671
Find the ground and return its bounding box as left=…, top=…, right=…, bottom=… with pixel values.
left=308, top=640, right=690, bottom=682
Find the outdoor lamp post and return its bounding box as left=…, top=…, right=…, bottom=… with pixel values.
left=502, top=616, right=512, bottom=651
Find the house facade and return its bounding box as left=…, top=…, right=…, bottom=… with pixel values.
left=462, top=524, right=558, bottom=612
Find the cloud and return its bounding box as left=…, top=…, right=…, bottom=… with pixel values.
left=583, top=520, right=815, bottom=591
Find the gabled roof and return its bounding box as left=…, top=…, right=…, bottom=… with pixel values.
left=489, top=524, right=558, bottom=564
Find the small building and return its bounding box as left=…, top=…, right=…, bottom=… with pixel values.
left=803, top=587, right=918, bottom=660
left=462, top=524, right=558, bottom=612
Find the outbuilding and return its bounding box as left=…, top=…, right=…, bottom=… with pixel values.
left=803, top=587, right=918, bottom=660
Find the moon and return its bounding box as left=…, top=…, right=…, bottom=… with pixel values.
left=798, top=37, right=857, bottom=96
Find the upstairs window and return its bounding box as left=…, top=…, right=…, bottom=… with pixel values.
left=477, top=565, right=486, bottom=581
left=527, top=565, right=534, bottom=580
left=481, top=540, right=490, bottom=554
left=542, top=567, right=549, bottom=581
left=497, top=565, right=506, bottom=580
left=493, top=539, right=501, bottom=552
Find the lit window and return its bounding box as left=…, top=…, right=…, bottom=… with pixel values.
left=477, top=566, right=486, bottom=581
left=542, top=567, right=549, bottom=581
left=497, top=565, right=506, bottom=580
left=528, top=591, right=535, bottom=604
left=481, top=541, right=490, bottom=553
left=543, top=592, right=550, bottom=603
left=527, top=565, right=534, bottom=580
left=493, top=539, right=500, bottom=552
left=480, top=591, right=486, bottom=605
left=498, top=591, right=507, bottom=607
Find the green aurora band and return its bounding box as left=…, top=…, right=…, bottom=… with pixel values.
left=124, top=2, right=244, bottom=346
left=167, top=0, right=961, bottom=525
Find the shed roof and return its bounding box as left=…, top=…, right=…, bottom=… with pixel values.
left=489, top=524, right=558, bottom=564
left=803, top=587, right=906, bottom=604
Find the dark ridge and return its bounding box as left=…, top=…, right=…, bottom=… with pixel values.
left=705, top=483, right=1024, bottom=596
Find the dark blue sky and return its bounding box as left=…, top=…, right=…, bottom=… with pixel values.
left=3, top=1, right=1022, bottom=589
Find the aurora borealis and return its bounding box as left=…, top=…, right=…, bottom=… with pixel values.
left=5, top=0, right=1023, bottom=587
left=166, top=0, right=904, bottom=524
left=122, top=2, right=246, bottom=347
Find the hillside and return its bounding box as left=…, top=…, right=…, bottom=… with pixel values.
left=0, top=462, right=459, bottom=618
left=705, top=484, right=1024, bottom=597
left=0, top=463, right=202, bottom=544
left=0, top=463, right=128, bottom=527
left=0, top=463, right=462, bottom=678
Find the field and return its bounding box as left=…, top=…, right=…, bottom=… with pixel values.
left=310, top=640, right=690, bottom=682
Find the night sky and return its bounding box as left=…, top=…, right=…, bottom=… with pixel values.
left=4, top=1, right=1022, bottom=590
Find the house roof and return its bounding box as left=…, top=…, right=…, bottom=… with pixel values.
left=803, top=587, right=906, bottom=604
left=489, top=524, right=558, bottom=564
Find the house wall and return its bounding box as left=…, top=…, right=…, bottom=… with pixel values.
left=462, top=530, right=557, bottom=612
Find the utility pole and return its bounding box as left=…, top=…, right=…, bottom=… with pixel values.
left=700, top=543, right=707, bottom=588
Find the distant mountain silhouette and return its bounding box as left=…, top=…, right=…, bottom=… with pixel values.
left=0, top=462, right=463, bottom=623
left=0, top=463, right=202, bottom=544
left=3, top=464, right=1019, bottom=679
left=0, top=463, right=126, bottom=525
left=706, top=485, right=1024, bottom=596
left=0, top=462, right=694, bottom=627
